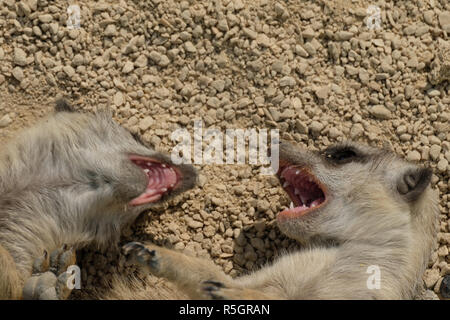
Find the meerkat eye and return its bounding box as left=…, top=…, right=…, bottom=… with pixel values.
left=324, top=147, right=358, bottom=164
left=86, top=170, right=111, bottom=189
left=130, top=131, right=144, bottom=145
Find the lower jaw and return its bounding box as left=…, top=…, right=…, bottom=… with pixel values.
left=277, top=201, right=326, bottom=221
left=129, top=193, right=163, bottom=206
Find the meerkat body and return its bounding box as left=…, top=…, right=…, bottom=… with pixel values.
left=0, top=100, right=197, bottom=299
left=123, top=141, right=439, bottom=300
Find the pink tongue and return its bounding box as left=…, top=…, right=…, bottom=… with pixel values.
left=129, top=164, right=178, bottom=206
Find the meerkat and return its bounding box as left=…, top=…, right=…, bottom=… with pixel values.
left=0, top=100, right=197, bottom=300
left=122, top=140, right=439, bottom=300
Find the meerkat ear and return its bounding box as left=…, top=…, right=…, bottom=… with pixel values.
left=397, top=167, right=432, bottom=202
left=55, top=98, right=76, bottom=112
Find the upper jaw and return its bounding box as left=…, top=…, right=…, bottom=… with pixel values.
left=128, top=154, right=191, bottom=206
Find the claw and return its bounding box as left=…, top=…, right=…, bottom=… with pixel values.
left=33, top=250, right=49, bottom=274
left=23, top=245, right=77, bottom=300
left=203, top=280, right=225, bottom=290
left=122, top=241, right=146, bottom=255
left=122, top=242, right=159, bottom=273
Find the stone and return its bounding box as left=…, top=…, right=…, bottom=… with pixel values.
left=63, top=65, right=75, bottom=78
left=243, top=28, right=257, bottom=39
left=406, top=150, right=421, bottom=162
left=188, top=220, right=204, bottom=229
left=250, top=238, right=265, bottom=251
left=369, top=105, right=391, bottom=120
left=38, top=14, right=53, bottom=23
left=350, top=123, right=364, bottom=139
left=73, top=54, right=84, bottom=66
left=0, top=114, right=12, bottom=127
left=134, top=55, right=148, bottom=68
left=13, top=48, right=27, bottom=66
left=257, top=200, right=270, bottom=212
left=158, top=55, right=170, bottom=67
left=184, top=41, right=196, bottom=53
left=430, top=145, right=442, bottom=161
left=295, top=120, right=308, bottom=134
left=423, top=268, right=440, bottom=289
left=336, top=31, right=353, bottom=41
left=309, top=121, right=324, bottom=135
left=279, top=76, right=296, bottom=87
left=438, top=11, right=450, bottom=31
left=315, top=86, right=330, bottom=99
left=122, top=61, right=134, bottom=73
left=104, top=24, right=117, bottom=36
left=295, top=45, right=309, bottom=57
left=149, top=51, right=162, bottom=63
left=424, top=11, right=434, bottom=25
left=12, top=67, right=24, bottom=81
left=139, top=116, right=154, bottom=131
left=437, top=159, right=448, bottom=172
left=113, top=92, right=124, bottom=106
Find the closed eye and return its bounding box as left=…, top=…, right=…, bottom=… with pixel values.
left=86, top=170, right=111, bottom=189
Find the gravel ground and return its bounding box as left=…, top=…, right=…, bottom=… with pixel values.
left=0, top=0, right=448, bottom=299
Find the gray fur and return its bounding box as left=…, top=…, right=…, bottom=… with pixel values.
left=0, top=100, right=197, bottom=298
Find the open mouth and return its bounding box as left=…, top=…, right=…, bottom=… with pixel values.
left=129, top=155, right=181, bottom=206
left=277, top=165, right=327, bottom=219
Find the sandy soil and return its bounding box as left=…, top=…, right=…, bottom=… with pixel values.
left=0, top=0, right=448, bottom=299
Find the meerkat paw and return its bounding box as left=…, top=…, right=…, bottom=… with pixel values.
left=201, top=280, right=277, bottom=300
left=201, top=280, right=230, bottom=299
left=201, top=280, right=249, bottom=300
left=122, top=242, right=160, bottom=274
left=22, top=245, right=76, bottom=300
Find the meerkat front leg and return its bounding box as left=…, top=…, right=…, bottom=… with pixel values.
left=123, top=242, right=281, bottom=299
left=22, top=245, right=76, bottom=300
left=123, top=242, right=234, bottom=298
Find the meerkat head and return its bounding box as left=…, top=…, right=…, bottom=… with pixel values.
left=276, top=140, right=434, bottom=245
left=53, top=99, right=196, bottom=212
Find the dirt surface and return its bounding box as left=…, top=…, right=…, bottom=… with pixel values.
left=0, top=0, right=449, bottom=299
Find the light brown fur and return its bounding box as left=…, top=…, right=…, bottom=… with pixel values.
left=120, top=141, right=439, bottom=300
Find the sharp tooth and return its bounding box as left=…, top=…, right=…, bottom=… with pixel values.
left=170, top=184, right=174, bottom=188
left=300, top=194, right=308, bottom=204
left=311, top=203, right=316, bottom=208
left=290, top=202, right=294, bottom=209
left=296, top=170, right=300, bottom=175
left=161, top=188, right=167, bottom=192
left=146, top=162, right=152, bottom=166
left=283, top=181, right=290, bottom=188
left=162, top=164, right=167, bottom=168
left=144, top=169, right=150, bottom=173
